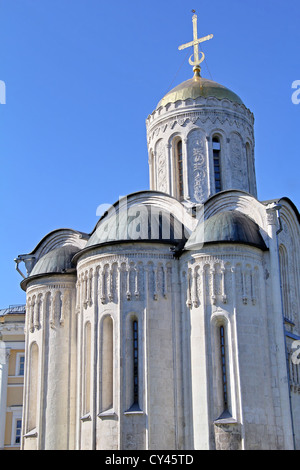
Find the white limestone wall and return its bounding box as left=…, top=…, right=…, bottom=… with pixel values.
left=180, top=244, right=290, bottom=450
left=20, top=205, right=299, bottom=450
left=22, top=274, right=77, bottom=450
left=291, top=392, right=300, bottom=449
left=277, top=200, right=300, bottom=449
left=75, top=243, right=184, bottom=450
left=146, top=96, right=256, bottom=203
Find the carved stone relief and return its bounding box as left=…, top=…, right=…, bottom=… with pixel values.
left=185, top=258, right=260, bottom=309
left=187, top=129, right=208, bottom=203
left=156, top=140, right=167, bottom=193
left=77, top=254, right=174, bottom=308
left=230, top=133, right=248, bottom=192
left=26, top=286, right=74, bottom=332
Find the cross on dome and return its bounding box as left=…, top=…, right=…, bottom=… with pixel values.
left=178, top=11, right=213, bottom=75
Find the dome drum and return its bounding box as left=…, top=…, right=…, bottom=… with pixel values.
left=147, top=74, right=256, bottom=205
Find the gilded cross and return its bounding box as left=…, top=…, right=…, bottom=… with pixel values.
left=178, top=12, right=213, bottom=73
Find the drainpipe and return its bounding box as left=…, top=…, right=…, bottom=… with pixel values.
left=14, top=258, right=26, bottom=279
left=14, top=255, right=36, bottom=279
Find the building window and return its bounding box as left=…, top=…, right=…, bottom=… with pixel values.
left=15, top=419, right=22, bottom=445
left=176, top=140, right=184, bottom=199
left=18, top=355, right=25, bottom=376
left=245, top=142, right=252, bottom=192
left=125, top=315, right=142, bottom=413
left=133, top=320, right=139, bottom=405
left=220, top=325, right=228, bottom=410
left=150, top=150, right=155, bottom=190
left=212, top=136, right=221, bottom=192
left=15, top=353, right=25, bottom=376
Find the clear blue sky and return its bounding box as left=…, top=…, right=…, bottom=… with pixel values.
left=0, top=0, right=299, bottom=307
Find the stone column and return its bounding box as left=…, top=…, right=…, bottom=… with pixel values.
left=0, top=347, right=10, bottom=449
left=189, top=262, right=210, bottom=449
left=182, top=138, right=190, bottom=200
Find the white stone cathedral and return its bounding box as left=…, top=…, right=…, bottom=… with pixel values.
left=16, top=15, right=300, bottom=450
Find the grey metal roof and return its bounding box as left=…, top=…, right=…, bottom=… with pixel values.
left=0, top=305, right=26, bottom=316
left=185, top=210, right=267, bottom=251
left=85, top=204, right=187, bottom=248
left=30, top=245, right=80, bottom=277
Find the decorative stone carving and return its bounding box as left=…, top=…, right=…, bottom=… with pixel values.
left=188, top=129, right=208, bottom=203
left=156, top=140, right=167, bottom=193
left=77, top=254, right=174, bottom=307
left=147, top=91, right=256, bottom=203
left=184, top=256, right=261, bottom=309
left=230, top=133, right=248, bottom=192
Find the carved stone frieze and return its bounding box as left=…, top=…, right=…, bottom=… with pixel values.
left=77, top=253, right=174, bottom=309
left=26, top=286, right=74, bottom=332
left=147, top=108, right=254, bottom=146
left=183, top=256, right=261, bottom=310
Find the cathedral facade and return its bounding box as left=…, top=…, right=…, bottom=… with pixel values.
left=16, top=17, right=300, bottom=450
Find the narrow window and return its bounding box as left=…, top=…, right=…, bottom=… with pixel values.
left=150, top=150, right=155, bottom=190
left=212, top=136, right=221, bottom=192
left=133, top=320, right=139, bottom=405
left=220, top=325, right=228, bottom=410
left=279, top=245, right=291, bottom=322
left=246, top=142, right=252, bottom=192
left=15, top=419, right=22, bottom=445
left=176, top=140, right=184, bottom=199
left=18, top=355, right=25, bottom=376
left=125, top=316, right=141, bottom=412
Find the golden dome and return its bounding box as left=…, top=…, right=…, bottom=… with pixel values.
left=157, top=73, right=244, bottom=108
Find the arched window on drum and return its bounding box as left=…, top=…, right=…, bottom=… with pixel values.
left=175, top=139, right=184, bottom=200
left=212, top=136, right=222, bottom=193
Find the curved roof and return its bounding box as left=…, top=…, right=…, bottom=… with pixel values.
left=262, top=197, right=300, bottom=226
left=30, top=245, right=80, bottom=277
left=185, top=210, right=267, bottom=251
left=157, top=74, right=244, bottom=108
left=85, top=203, right=188, bottom=249
left=24, top=228, right=89, bottom=256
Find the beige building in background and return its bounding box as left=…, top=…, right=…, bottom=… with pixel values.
left=0, top=305, right=25, bottom=450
